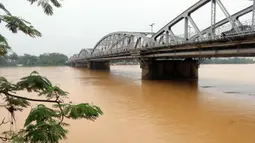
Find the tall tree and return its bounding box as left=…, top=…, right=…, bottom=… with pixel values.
left=8, top=52, right=19, bottom=64
left=0, top=1, right=103, bottom=143
left=39, top=53, right=68, bottom=65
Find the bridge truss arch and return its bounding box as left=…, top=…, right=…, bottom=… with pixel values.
left=78, top=49, right=93, bottom=59
left=90, top=32, right=155, bottom=56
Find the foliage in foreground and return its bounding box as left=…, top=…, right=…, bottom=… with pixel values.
left=0, top=0, right=62, bottom=55
left=0, top=71, right=103, bottom=142
left=0, top=1, right=103, bottom=142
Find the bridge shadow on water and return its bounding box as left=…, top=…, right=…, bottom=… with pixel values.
left=73, top=66, right=199, bottom=89
left=72, top=66, right=200, bottom=100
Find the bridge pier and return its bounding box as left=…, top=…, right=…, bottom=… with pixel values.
left=73, top=62, right=88, bottom=68
left=140, top=59, right=199, bottom=80
left=88, top=61, right=110, bottom=70
left=71, top=63, right=77, bottom=67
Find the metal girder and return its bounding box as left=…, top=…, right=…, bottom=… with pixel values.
left=187, top=16, right=203, bottom=38
left=190, top=5, right=253, bottom=41
left=252, top=0, right=255, bottom=27
left=134, top=38, right=141, bottom=49
left=169, top=30, right=177, bottom=42
left=184, top=17, right=189, bottom=40
left=236, top=20, right=242, bottom=26
left=165, top=31, right=170, bottom=44
left=152, top=0, right=245, bottom=42
left=152, top=0, right=211, bottom=41
left=215, top=0, right=238, bottom=31
left=108, top=35, right=132, bottom=50
left=211, top=0, right=216, bottom=36
left=159, top=35, right=164, bottom=44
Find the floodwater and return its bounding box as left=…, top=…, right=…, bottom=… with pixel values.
left=1, top=65, right=255, bottom=143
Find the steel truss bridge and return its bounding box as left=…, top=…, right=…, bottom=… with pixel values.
left=68, top=0, right=255, bottom=80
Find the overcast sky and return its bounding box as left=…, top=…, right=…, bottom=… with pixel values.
left=0, top=0, right=252, bottom=57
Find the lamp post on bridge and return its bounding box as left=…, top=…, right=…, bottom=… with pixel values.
left=149, top=23, right=155, bottom=32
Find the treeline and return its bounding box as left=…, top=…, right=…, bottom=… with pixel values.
left=0, top=52, right=68, bottom=67
left=203, top=58, right=255, bottom=64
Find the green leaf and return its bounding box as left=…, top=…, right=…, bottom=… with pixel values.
left=0, top=3, right=11, bottom=15
left=52, top=103, right=71, bottom=115
left=0, top=34, right=10, bottom=55
left=50, top=0, right=61, bottom=7
left=0, top=15, right=42, bottom=37
left=5, top=97, right=30, bottom=108
left=27, top=0, right=37, bottom=4
left=37, top=0, right=54, bottom=15
left=0, top=43, right=11, bottom=55
left=16, top=71, right=52, bottom=92
left=66, top=103, right=103, bottom=121
left=27, top=0, right=62, bottom=15
left=23, top=120, right=68, bottom=143
left=39, top=86, right=68, bottom=99
left=11, top=130, right=27, bottom=143
left=25, top=104, right=59, bottom=126
left=0, top=76, right=16, bottom=92
left=0, top=34, right=8, bottom=45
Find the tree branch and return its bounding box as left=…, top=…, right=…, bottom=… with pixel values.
left=55, top=95, right=65, bottom=124
left=2, top=91, right=67, bottom=124
left=0, top=136, right=8, bottom=141
left=2, top=92, right=59, bottom=103
left=0, top=118, right=9, bottom=126
left=57, top=102, right=64, bottom=124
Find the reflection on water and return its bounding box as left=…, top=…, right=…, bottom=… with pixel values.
left=0, top=65, right=255, bottom=143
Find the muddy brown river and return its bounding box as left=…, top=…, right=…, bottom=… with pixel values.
left=1, top=64, right=255, bottom=143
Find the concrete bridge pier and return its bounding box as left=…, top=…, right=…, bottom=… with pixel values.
left=69, top=63, right=77, bottom=67
left=140, top=58, right=199, bottom=80
left=88, top=61, right=110, bottom=70
left=74, top=62, right=88, bottom=68
left=69, top=63, right=75, bottom=67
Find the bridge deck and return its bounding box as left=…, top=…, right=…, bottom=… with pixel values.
left=79, top=34, right=255, bottom=62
